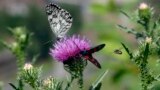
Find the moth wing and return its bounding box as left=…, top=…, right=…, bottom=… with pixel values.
left=84, top=55, right=101, bottom=69
left=87, top=44, right=105, bottom=53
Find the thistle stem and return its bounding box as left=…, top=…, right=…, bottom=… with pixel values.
left=78, top=72, right=83, bottom=90
left=65, top=77, right=74, bottom=90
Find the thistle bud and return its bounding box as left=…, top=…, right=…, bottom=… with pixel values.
left=20, top=34, right=27, bottom=41
left=23, top=63, right=33, bottom=70
left=145, top=37, right=152, bottom=44
left=138, top=3, right=151, bottom=21
left=11, top=42, right=18, bottom=51
left=14, top=27, right=25, bottom=36
left=139, top=3, right=148, bottom=10
left=20, top=64, right=42, bottom=88
left=43, top=78, right=52, bottom=87
left=42, top=77, right=62, bottom=90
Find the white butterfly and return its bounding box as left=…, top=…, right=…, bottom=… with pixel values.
left=46, top=3, right=73, bottom=39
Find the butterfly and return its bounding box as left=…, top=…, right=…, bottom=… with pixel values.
left=45, top=3, right=73, bottom=39
left=80, top=44, right=105, bottom=69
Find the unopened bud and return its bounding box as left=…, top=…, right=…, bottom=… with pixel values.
left=14, top=27, right=24, bottom=36
left=12, top=42, right=18, bottom=48
left=139, top=3, right=148, bottom=10
left=23, top=63, right=33, bottom=70
left=145, top=37, right=152, bottom=43
left=138, top=3, right=151, bottom=21
left=20, top=34, right=27, bottom=42
left=43, top=78, right=52, bottom=86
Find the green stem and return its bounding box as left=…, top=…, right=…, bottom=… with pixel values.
left=65, top=77, right=74, bottom=90
left=78, top=72, right=83, bottom=90
left=139, top=62, right=148, bottom=90
left=16, top=53, right=25, bottom=72
left=139, top=43, right=155, bottom=90
left=140, top=43, right=149, bottom=90
left=144, top=20, right=150, bottom=32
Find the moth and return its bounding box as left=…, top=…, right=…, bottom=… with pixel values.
left=80, top=44, right=105, bottom=69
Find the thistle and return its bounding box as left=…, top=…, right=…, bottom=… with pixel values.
left=42, top=76, right=62, bottom=90
left=118, top=2, right=160, bottom=90
left=50, top=35, right=105, bottom=89
left=19, top=63, right=42, bottom=90
left=0, top=27, right=31, bottom=72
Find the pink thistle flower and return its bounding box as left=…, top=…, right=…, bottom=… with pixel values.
left=50, top=35, right=90, bottom=62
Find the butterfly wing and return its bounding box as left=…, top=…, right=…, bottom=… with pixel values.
left=46, top=3, right=73, bottom=38
left=84, top=55, right=101, bottom=69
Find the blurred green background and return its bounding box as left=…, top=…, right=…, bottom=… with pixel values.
left=0, top=0, right=160, bottom=90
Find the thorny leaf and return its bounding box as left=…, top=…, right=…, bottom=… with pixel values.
left=89, top=70, right=108, bottom=90
left=120, top=10, right=131, bottom=19
left=9, top=83, right=18, bottom=90
left=117, top=25, right=137, bottom=35
left=121, top=43, right=133, bottom=59
left=32, top=54, right=40, bottom=64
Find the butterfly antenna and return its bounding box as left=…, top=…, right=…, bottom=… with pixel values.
left=43, top=40, right=53, bottom=45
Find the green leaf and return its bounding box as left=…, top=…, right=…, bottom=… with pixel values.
left=152, top=21, right=157, bottom=30
left=9, top=83, right=18, bottom=90
left=117, top=25, right=145, bottom=39
left=94, top=83, right=102, bottom=90
left=7, top=27, right=14, bottom=34
left=90, top=70, right=109, bottom=90
left=18, top=79, right=24, bottom=90
left=0, top=39, right=11, bottom=49
left=56, top=82, right=63, bottom=90
left=143, top=43, right=149, bottom=61
left=32, top=54, right=40, bottom=64
left=120, top=10, right=131, bottom=19
left=149, top=22, right=156, bottom=36
left=117, top=25, right=137, bottom=35
left=65, top=76, right=74, bottom=90
left=121, top=43, right=133, bottom=59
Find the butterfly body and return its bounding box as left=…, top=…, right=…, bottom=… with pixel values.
left=80, top=44, right=105, bottom=69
